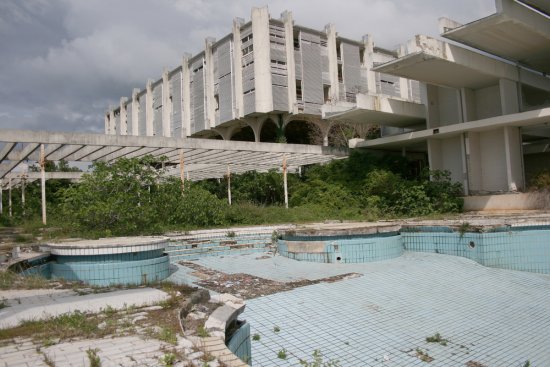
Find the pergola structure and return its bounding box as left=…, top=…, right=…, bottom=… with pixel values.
left=0, top=129, right=348, bottom=223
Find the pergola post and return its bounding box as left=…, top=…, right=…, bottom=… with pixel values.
left=227, top=165, right=232, bottom=206
left=8, top=178, right=12, bottom=217
left=283, top=155, right=288, bottom=209
left=0, top=179, right=3, bottom=215
left=179, top=149, right=185, bottom=194
left=40, top=144, right=47, bottom=225
left=21, top=177, right=26, bottom=216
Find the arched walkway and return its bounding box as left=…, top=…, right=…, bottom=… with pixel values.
left=284, top=120, right=322, bottom=145
left=230, top=126, right=255, bottom=142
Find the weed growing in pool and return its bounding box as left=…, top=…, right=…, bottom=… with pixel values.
left=426, top=332, right=448, bottom=346
left=273, top=326, right=281, bottom=333
left=277, top=349, right=287, bottom=359
left=86, top=348, right=101, bottom=367
left=197, top=325, right=210, bottom=338
left=416, top=348, right=434, bottom=363
left=160, top=353, right=177, bottom=367
left=299, top=349, right=340, bottom=366
left=252, top=333, right=261, bottom=341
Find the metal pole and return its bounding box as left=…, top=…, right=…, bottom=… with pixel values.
left=21, top=177, right=26, bottom=216
left=8, top=178, right=12, bottom=217
left=179, top=149, right=185, bottom=194
left=40, top=144, right=47, bottom=225
left=0, top=179, right=3, bottom=215
left=227, top=165, right=232, bottom=206
left=283, top=155, right=288, bottom=209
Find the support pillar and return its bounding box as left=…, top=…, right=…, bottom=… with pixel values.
left=204, top=38, right=217, bottom=129
left=251, top=7, right=273, bottom=113
left=227, top=165, right=232, bottom=206
left=145, top=79, right=154, bottom=136
left=120, top=97, right=128, bottom=135
left=282, top=11, right=297, bottom=114
left=0, top=180, right=3, bottom=215
left=246, top=117, right=266, bottom=142
left=325, top=24, right=340, bottom=102
left=40, top=144, right=46, bottom=225
left=131, top=89, right=140, bottom=136
left=182, top=54, right=192, bottom=136
left=162, top=69, right=172, bottom=137
left=232, top=18, right=245, bottom=118
left=283, top=155, right=288, bottom=209
left=362, top=34, right=377, bottom=95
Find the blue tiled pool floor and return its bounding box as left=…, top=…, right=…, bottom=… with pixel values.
left=176, top=252, right=550, bottom=366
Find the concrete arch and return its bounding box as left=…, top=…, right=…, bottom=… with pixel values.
left=284, top=119, right=324, bottom=145
left=230, top=125, right=255, bottom=142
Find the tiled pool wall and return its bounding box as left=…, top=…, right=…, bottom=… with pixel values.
left=278, top=226, right=550, bottom=274
left=21, top=249, right=171, bottom=286
left=278, top=232, right=403, bottom=263
left=402, top=226, right=550, bottom=274
left=50, top=254, right=170, bottom=286
left=227, top=321, right=252, bottom=365
left=166, top=233, right=273, bottom=262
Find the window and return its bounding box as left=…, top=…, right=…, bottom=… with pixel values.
left=337, top=64, right=343, bottom=83
left=294, top=37, right=300, bottom=50
left=324, top=85, right=331, bottom=102
left=214, top=94, right=219, bottom=111
left=360, top=48, right=366, bottom=65
left=296, top=80, right=302, bottom=100
left=241, top=34, right=253, bottom=43
left=242, top=44, right=253, bottom=56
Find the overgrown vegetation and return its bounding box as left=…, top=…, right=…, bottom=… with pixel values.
left=1, top=151, right=465, bottom=238
left=299, top=349, right=340, bottom=366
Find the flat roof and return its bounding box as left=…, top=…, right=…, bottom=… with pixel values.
left=355, top=107, right=550, bottom=150
left=442, top=0, right=550, bottom=74
left=0, top=129, right=348, bottom=188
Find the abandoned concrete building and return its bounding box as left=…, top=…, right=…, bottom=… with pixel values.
left=103, top=7, right=424, bottom=146
left=105, top=0, right=550, bottom=206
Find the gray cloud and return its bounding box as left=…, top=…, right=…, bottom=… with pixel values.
left=0, top=0, right=494, bottom=133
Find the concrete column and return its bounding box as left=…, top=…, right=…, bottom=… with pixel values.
left=0, top=180, right=3, bottom=215
left=282, top=11, right=297, bottom=114
left=362, top=34, right=376, bottom=95
left=109, top=109, right=116, bottom=135
left=325, top=24, right=340, bottom=101
left=131, top=89, right=140, bottom=136
left=460, top=133, right=470, bottom=195
left=246, top=117, right=266, bottom=142
left=312, top=120, right=331, bottom=147
left=145, top=79, right=154, bottom=136
left=251, top=7, right=273, bottom=113
left=499, top=78, right=520, bottom=115
left=40, top=144, right=46, bottom=225
left=120, top=97, right=128, bottom=135
left=162, top=69, right=171, bottom=137
left=182, top=54, right=192, bottom=137
left=503, top=126, right=524, bottom=191
left=397, top=45, right=410, bottom=101
left=104, top=113, right=110, bottom=134
left=460, top=87, right=477, bottom=122
left=232, top=18, right=245, bottom=118
left=204, top=38, right=217, bottom=129
left=425, top=85, right=440, bottom=128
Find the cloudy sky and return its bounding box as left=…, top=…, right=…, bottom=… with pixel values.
left=0, top=0, right=495, bottom=133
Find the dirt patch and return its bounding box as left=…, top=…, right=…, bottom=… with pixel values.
left=179, top=261, right=362, bottom=299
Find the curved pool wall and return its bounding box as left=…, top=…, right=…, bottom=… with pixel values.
left=278, top=226, right=550, bottom=274
left=20, top=237, right=171, bottom=286
left=402, top=226, right=550, bottom=274
left=279, top=232, right=403, bottom=263
left=50, top=253, right=170, bottom=286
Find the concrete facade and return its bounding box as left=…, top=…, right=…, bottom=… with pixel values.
left=104, top=7, right=423, bottom=146
left=354, top=0, right=550, bottom=196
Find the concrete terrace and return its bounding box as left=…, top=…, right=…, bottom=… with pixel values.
left=176, top=251, right=550, bottom=366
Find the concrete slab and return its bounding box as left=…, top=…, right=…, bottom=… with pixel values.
left=0, top=288, right=169, bottom=329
